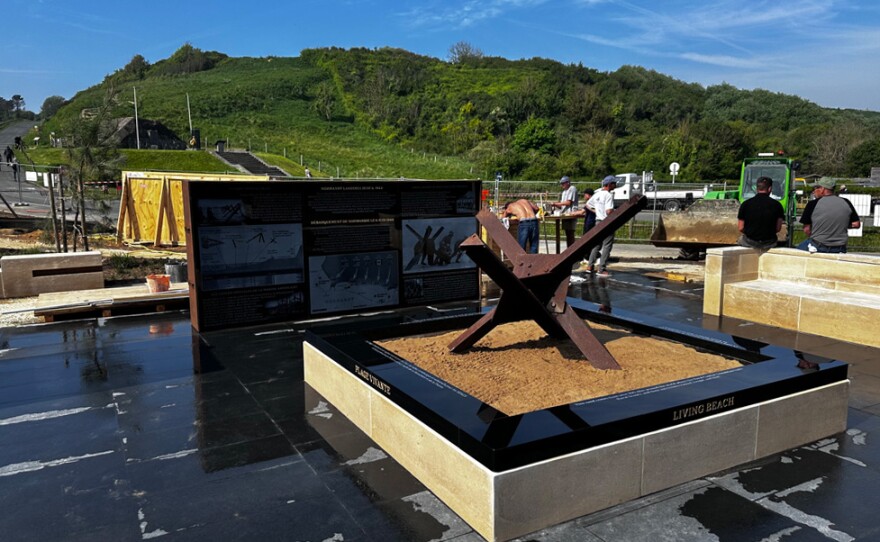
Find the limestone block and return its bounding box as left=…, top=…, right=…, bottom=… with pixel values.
left=805, top=257, right=880, bottom=286
left=759, top=251, right=807, bottom=282
left=723, top=282, right=801, bottom=330
left=1, top=251, right=103, bottom=298
left=494, top=438, right=643, bottom=540
left=756, top=382, right=849, bottom=457
left=725, top=250, right=760, bottom=279
left=642, top=407, right=758, bottom=495
left=703, top=273, right=722, bottom=316
left=303, top=343, right=373, bottom=434
left=836, top=281, right=880, bottom=297
left=799, top=296, right=880, bottom=348
left=703, top=248, right=760, bottom=316
left=370, top=392, right=495, bottom=539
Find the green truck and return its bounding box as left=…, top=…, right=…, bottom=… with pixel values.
left=650, top=153, right=801, bottom=259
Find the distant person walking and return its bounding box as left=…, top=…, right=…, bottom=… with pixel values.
left=304, top=167, right=312, bottom=179
left=737, top=176, right=784, bottom=250
left=798, top=177, right=860, bottom=254
left=586, top=175, right=617, bottom=276
left=501, top=199, right=540, bottom=253
left=3, top=146, right=13, bottom=164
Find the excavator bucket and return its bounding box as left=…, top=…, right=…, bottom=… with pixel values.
left=650, top=199, right=787, bottom=256
left=650, top=200, right=741, bottom=248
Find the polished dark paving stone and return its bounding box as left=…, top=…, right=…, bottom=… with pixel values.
left=2, top=266, right=879, bottom=541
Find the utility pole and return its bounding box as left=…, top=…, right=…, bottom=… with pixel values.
left=186, top=93, right=193, bottom=134
left=133, top=87, right=141, bottom=150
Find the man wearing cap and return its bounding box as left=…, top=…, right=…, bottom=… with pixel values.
left=798, top=177, right=860, bottom=253
left=737, top=176, right=784, bottom=250
left=585, top=175, right=618, bottom=276
left=550, top=176, right=578, bottom=247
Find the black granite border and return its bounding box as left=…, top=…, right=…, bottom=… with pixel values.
left=305, top=300, right=848, bottom=472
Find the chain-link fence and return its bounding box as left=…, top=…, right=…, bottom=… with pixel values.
left=491, top=179, right=879, bottom=253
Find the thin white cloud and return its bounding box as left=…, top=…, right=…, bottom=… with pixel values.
left=679, top=53, right=762, bottom=69
left=402, top=0, right=550, bottom=29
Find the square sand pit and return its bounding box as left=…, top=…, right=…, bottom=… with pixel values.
left=303, top=303, right=849, bottom=541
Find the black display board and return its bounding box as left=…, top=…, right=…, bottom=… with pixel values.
left=183, top=180, right=481, bottom=331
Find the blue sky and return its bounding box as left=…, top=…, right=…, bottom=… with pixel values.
left=3, top=0, right=879, bottom=113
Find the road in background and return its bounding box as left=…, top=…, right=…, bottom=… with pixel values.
left=0, top=121, right=119, bottom=227
left=0, top=121, right=53, bottom=217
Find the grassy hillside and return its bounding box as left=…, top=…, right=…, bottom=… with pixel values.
left=44, top=55, right=476, bottom=179
left=25, top=148, right=232, bottom=175
left=38, top=45, right=880, bottom=183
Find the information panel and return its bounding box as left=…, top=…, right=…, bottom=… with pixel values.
left=184, top=180, right=481, bottom=331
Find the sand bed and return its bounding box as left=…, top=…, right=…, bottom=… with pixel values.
left=377, top=320, right=743, bottom=416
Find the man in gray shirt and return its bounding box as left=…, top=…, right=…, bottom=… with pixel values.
left=797, top=177, right=860, bottom=253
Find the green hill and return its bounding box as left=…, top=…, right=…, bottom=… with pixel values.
left=36, top=44, right=880, bottom=182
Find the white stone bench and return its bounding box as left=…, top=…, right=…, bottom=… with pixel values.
left=704, top=247, right=880, bottom=348
left=0, top=251, right=104, bottom=298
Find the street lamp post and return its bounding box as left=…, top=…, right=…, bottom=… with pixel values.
left=12, top=160, right=27, bottom=207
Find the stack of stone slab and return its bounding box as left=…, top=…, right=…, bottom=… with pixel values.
left=704, top=247, right=880, bottom=348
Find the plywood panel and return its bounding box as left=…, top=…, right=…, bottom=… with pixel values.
left=117, top=171, right=268, bottom=246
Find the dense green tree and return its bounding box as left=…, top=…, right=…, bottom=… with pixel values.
left=122, top=54, right=150, bottom=80
left=11, top=95, right=25, bottom=114
left=151, top=43, right=226, bottom=76
left=448, top=42, right=484, bottom=64
left=61, top=86, right=123, bottom=251
left=313, top=81, right=338, bottom=121
left=811, top=121, right=868, bottom=175
left=40, top=96, right=67, bottom=120
left=845, top=137, right=880, bottom=176
left=0, top=97, right=10, bottom=121
left=512, top=117, right=556, bottom=154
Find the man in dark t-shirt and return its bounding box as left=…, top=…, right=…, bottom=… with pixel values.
left=798, top=177, right=860, bottom=253
left=737, top=176, right=785, bottom=250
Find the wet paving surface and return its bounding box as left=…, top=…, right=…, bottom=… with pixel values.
left=1, top=267, right=879, bottom=541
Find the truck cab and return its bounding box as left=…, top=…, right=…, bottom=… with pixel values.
left=612, top=171, right=705, bottom=211
left=610, top=173, right=647, bottom=200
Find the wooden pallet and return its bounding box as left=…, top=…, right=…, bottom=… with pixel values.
left=33, top=283, right=189, bottom=322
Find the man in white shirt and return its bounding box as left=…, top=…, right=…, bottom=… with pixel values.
left=586, top=175, right=617, bottom=276
left=550, top=176, right=578, bottom=247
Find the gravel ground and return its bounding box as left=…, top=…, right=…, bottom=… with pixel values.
left=0, top=230, right=186, bottom=328
left=0, top=296, right=41, bottom=327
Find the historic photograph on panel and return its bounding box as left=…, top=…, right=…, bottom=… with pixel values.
left=198, top=223, right=304, bottom=290
left=308, top=251, right=399, bottom=314
left=401, top=217, right=476, bottom=274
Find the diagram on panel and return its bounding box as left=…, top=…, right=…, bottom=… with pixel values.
left=198, top=224, right=304, bottom=290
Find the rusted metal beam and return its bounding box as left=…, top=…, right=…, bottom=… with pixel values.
left=448, top=195, right=646, bottom=369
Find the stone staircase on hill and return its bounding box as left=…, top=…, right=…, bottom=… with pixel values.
left=214, top=151, right=290, bottom=177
